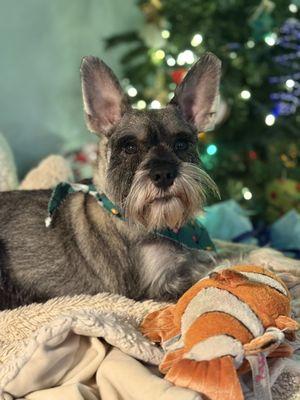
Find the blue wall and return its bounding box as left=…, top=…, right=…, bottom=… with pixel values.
left=0, top=0, right=142, bottom=176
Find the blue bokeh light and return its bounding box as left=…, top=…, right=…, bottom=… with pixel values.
left=207, top=144, right=218, bottom=155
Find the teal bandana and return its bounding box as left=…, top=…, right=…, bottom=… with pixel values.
left=46, top=182, right=216, bottom=252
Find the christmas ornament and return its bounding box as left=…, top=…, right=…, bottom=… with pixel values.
left=140, top=0, right=162, bottom=24
left=170, top=68, right=187, bottom=85
left=139, top=23, right=166, bottom=48
left=266, top=178, right=300, bottom=222
left=249, top=0, right=275, bottom=41
left=248, top=150, right=258, bottom=160
left=66, top=143, right=98, bottom=181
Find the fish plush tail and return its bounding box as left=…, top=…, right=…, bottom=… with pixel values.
left=165, top=356, right=244, bottom=400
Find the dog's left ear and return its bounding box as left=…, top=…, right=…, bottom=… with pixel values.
left=80, top=56, right=130, bottom=135
left=170, top=52, right=221, bottom=131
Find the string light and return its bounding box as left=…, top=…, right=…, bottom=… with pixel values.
left=127, top=87, right=137, bottom=97
left=166, top=56, right=176, bottom=66
left=177, top=50, right=195, bottom=65
left=161, top=30, right=170, bottom=39
left=229, top=52, right=237, bottom=59
left=152, top=49, right=165, bottom=63
left=289, top=3, right=298, bottom=12
left=269, top=20, right=300, bottom=116
left=242, top=187, right=253, bottom=200
left=286, top=79, right=295, bottom=88
left=207, top=144, right=218, bottom=155
left=240, top=90, right=251, bottom=100
left=136, top=100, right=146, bottom=109
left=265, top=114, right=276, bottom=126
left=191, top=33, right=203, bottom=47
left=155, top=49, right=165, bottom=60
left=246, top=40, right=255, bottom=48
left=264, top=33, right=277, bottom=46
left=150, top=100, right=161, bottom=109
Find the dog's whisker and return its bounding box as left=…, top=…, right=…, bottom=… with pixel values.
left=124, top=161, right=218, bottom=231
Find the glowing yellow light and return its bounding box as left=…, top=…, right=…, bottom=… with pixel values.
left=177, top=50, right=195, bottom=65
left=289, top=3, right=298, bottom=12
left=191, top=33, right=203, bottom=47
left=286, top=79, right=295, bottom=88
left=246, top=40, right=255, bottom=48
left=265, top=114, right=275, bottom=126
left=127, top=87, right=137, bottom=97
left=151, top=49, right=166, bottom=64
left=240, top=90, right=251, bottom=100
left=264, top=33, right=277, bottom=46
left=161, top=30, right=170, bottom=39
left=150, top=100, right=161, bottom=109
left=137, top=100, right=146, bottom=109
left=242, top=188, right=253, bottom=200
left=166, top=56, right=176, bottom=66
left=155, top=49, right=165, bottom=60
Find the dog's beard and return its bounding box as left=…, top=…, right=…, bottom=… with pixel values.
left=124, top=162, right=219, bottom=231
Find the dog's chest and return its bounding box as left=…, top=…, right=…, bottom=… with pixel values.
left=137, top=238, right=186, bottom=290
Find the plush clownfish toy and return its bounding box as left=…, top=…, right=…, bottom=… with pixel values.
left=141, top=265, right=299, bottom=400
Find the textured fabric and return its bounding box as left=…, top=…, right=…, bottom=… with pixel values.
left=20, top=156, right=73, bottom=191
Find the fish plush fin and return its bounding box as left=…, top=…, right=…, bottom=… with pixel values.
left=140, top=305, right=179, bottom=343
left=159, top=348, right=185, bottom=374
left=210, top=269, right=248, bottom=287
left=275, top=315, right=299, bottom=341
left=166, top=356, right=244, bottom=400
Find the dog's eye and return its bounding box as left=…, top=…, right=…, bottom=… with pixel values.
left=124, top=143, right=138, bottom=154
left=174, top=139, right=189, bottom=152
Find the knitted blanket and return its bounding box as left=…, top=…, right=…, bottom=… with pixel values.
left=0, top=249, right=299, bottom=400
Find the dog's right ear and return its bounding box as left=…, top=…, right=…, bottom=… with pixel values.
left=80, top=56, right=130, bottom=135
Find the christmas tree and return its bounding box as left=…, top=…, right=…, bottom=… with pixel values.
left=106, top=0, right=300, bottom=225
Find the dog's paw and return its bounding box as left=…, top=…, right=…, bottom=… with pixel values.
left=155, top=266, right=204, bottom=302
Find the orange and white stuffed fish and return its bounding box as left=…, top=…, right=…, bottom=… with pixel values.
left=141, top=265, right=299, bottom=400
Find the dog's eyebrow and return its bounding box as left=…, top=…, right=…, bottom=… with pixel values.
left=115, top=134, right=137, bottom=145
left=173, top=131, right=196, bottom=141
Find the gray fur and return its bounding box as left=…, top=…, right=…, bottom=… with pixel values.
left=0, top=53, right=229, bottom=309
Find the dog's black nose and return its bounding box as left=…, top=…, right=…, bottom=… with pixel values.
left=149, top=164, right=178, bottom=189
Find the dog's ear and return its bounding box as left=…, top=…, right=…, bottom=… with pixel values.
left=170, top=52, right=221, bottom=131
left=80, top=56, right=130, bottom=135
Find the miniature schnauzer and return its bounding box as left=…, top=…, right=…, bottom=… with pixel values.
left=0, top=52, right=233, bottom=309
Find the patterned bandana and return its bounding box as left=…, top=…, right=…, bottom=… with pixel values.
left=46, top=182, right=216, bottom=252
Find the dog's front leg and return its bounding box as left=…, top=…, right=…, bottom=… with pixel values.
left=138, top=240, right=216, bottom=301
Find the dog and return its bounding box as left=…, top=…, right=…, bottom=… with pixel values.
left=0, top=52, right=241, bottom=309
